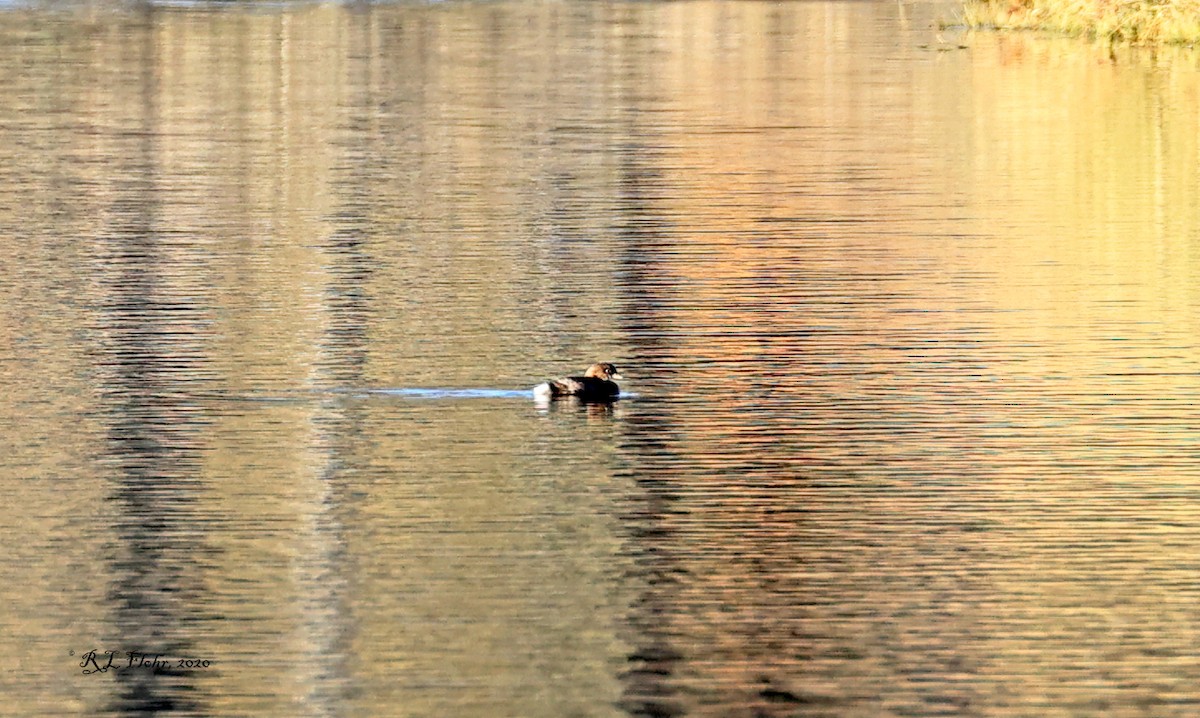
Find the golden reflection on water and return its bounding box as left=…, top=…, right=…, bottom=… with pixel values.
left=0, top=2, right=1199, bottom=717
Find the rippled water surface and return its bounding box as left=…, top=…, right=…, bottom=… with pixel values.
left=3, top=2, right=1200, bottom=716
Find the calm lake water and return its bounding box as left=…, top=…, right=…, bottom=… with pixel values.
left=3, top=1, right=1200, bottom=716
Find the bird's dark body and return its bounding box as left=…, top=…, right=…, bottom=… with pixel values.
left=545, top=376, right=620, bottom=401
left=535, top=362, right=622, bottom=402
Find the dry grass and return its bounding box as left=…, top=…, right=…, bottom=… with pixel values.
left=962, top=0, right=1200, bottom=44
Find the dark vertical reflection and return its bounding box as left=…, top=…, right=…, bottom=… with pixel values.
left=91, top=10, right=215, bottom=715
left=610, top=82, right=688, bottom=718
left=608, top=16, right=841, bottom=715
left=321, top=16, right=376, bottom=388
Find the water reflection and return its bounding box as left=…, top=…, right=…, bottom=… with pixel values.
left=91, top=43, right=213, bottom=714
left=1, top=1, right=1199, bottom=717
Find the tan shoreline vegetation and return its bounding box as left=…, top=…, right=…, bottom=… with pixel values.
left=962, top=0, right=1200, bottom=45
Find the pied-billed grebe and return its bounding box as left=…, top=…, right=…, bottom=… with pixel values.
left=533, top=362, right=622, bottom=402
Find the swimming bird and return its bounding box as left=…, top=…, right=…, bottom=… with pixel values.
left=533, top=363, right=622, bottom=402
